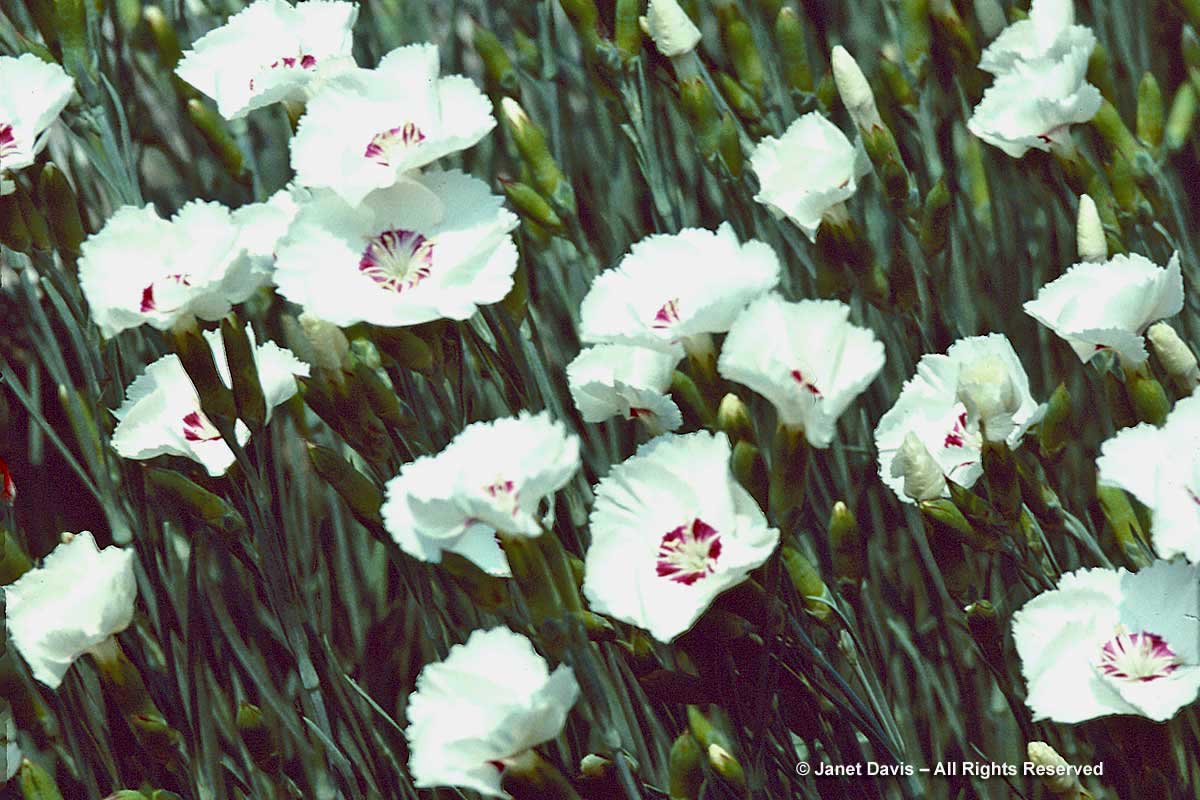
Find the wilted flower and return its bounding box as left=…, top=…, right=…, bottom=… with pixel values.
left=567, top=344, right=683, bottom=434
left=978, top=0, right=1095, bottom=75
left=79, top=201, right=272, bottom=337
left=1012, top=560, right=1200, bottom=723
left=748, top=113, right=870, bottom=242
left=875, top=334, right=1043, bottom=503
left=582, top=431, right=780, bottom=642
left=274, top=171, right=518, bottom=327
left=890, top=432, right=947, bottom=502
left=111, top=326, right=308, bottom=476
left=1097, top=391, right=1200, bottom=562
left=642, top=0, right=702, bottom=58
left=1023, top=252, right=1183, bottom=366
left=405, top=627, right=579, bottom=797
left=717, top=295, right=884, bottom=447
left=382, top=412, right=581, bottom=576
left=0, top=54, right=75, bottom=178
left=175, top=0, right=358, bottom=120
left=291, top=44, right=495, bottom=206
left=578, top=223, right=780, bottom=355
left=5, top=531, right=136, bottom=688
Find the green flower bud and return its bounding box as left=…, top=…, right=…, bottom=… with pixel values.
left=142, top=7, right=182, bottom=68
left=775, top=7, right=812, bottom=93
left=1087, top=41, right=1117, bottom=103
left=614, top=0, right=643, bottom=61
left=186, top=99, right=247, bottom=182
left=668, top=731, right=704, bottom=800
left=715, top=71, right=765, bottom=129
left=900, top=0, right=932, bottom=75
left=670, top=369, right=714, bottom=427
left=731, top=440, right=769, bottom=510
left=0, top=192, right=31, bottom=254
left=829, top=500, right=864, bottom=590
left=1136, top=72, right=1164, bottom=150
left=862, top=123, right=911, bottom=210
left=500, top=179, right=565, bottom=234
left=919, top=177, right=951, bottom=257
left=1124, top=364, right=1171, bottom=426
left=498, top=533, right=564, bottom=629
left=718, top=113, right=743, bottom=176
left=144, top=468, right=247, bottom=536
left=716, top=393, right=754, bottom=445
left=473, top=23, right=518, bottom=95
left=678, top=77, right=721, bottom=160
left=306, top=443, right=384, bottom=531
left=1165, top=82, right=1197, bottom=152
left=769, top=423, right=809, bottom=519
left=922, top=495, right=1000, bottom=553
left=1103, top=368, right=1137, bottom=430
left=36, top=164, right=86, bottom=259
left=1038, top=383, right=1072, bottom=458
left=500, top=97, right=576, bottom=215
left=19, top=759, right=64, bottom=800
left=440, top=552, right=510, bottom=612
left=1096, top=485, right=1152, bottom=568
left=13, top=183, right=51, bottom=252
left=557, top=0, right=602, bottom=58
left=720, top=11, right=765, bottom=101
left=878, top=50, right=916, bottom=108
left=781, top=545, right=833, bottom=623
left=1091, top=99, right=1142, bottom=166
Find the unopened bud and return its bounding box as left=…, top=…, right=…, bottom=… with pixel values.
left=775, top=8, right=812, bottom=93
left=473, top=23, right=518, bottom=94
left=1165, top=82, right=1197, bottom=152
left=19, top=758, right=64, bottom=800
left=668, top=731, right=704, bottom=800
left=298, top=313, right=350, bottom=371
left=781, top=546, right=833, bottom=623
left=721, top=10, right=765, bottom=100
left=220, top=317, right=266, bottom=432
left=501, top=179, right=565, bottom=234
left=643, top=0, right=701, bottom=58
left=892, top=432, right=946, bottom=501
left=1039, top=383, right=1072, bottom=457
left=145, top=468, right=247, bottom=536
left=956, top=357, right=1020, bottom=442
left=306, top=444, right=384, bottom=531
left=614, top=0, right=643, bottom=60
left=36, top=164, right=86, bottom=259
left=707, top=743, right=746, bottom=786
left=1075, top=194, right=1106, bottom=262
left=1137, top=72, right=1165, bottom=150
left=500, top=98, right=575, bottom=215
left=972, top=0, right=1006, bottom=38
left=1147, top=322, right=1200, bottom=390
left=186, top=99, right=247, bottom=182
left=679, top=77, right=721, bottom=160
left=716, top=393, right=755, bottom=444
left=1124, top=364, right=1171, bottom=426
left=829, top=500, right=865, bottom=589
left=832, top=46, right=882, bottom=130
left=1026, top=741, right=1083, bottom=796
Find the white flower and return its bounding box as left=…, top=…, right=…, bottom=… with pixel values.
left=175, top=0, right=358, bottom=120
left=274, top=171, right=518, bottom=327
left=968, top=42, right=1101, bottom=157
left=1097, top=392, right=1200, bottom=562
left=1023, top=252, right=1183, bottom=366
left=79, top=201, right=271, bottom=337
left=642, top=0, right=702, bottom=58
left=749, top=113, right=870, bottom=242
left=890, top=432, right=948, bottom=502
left=110, top=326, right=308, bottom=476
left=874, top=334, right=1043, bottom=504
left=382, top=412, right=581, bottom=576
left=567, top=344, right=683, bottom=434
left=582, top=431, right=780, bottom=642
left=291, top=44, right=495, bottom=206
left=831, top=46, right=882, bottom=130
left=232, top=185, right=307, bottom=267
left=978, top=0, right=1095, bottom=75
left=1075, top=193, right=1105, bottom=262
left=0, top=54, right=74, bottom=176
left=406, top=627, right=579, bottom=797
left=955, top=355, right=1023, bottom=442
left=718, top=295, right=884, bottom=447
left=578, top=223, right=780, bottom=354
left=5, top=531, right=136, bottom=689
left=1012, top=560, right=1200, bottom=723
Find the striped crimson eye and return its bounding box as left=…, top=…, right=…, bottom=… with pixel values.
left=364, top=122, right=427, bottom=167
left=0, top=123, right=17, bottom=161
left=656, top=518, right=722, bottom=586
left=1097, top=631, right=1182, bottom=684
left=358, top=229, right=435, bottom=294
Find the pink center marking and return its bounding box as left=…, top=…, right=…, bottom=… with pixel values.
left=249, top=53, right=318, bottom=90
left=1098, top=631, right=1181, bottom=683
left=0, top=455, right=15, bottom=505
left=359, top=229, right=434, bottom=294
left=364, top=122, right=427, bottom=166
left=182, top=411, right=222, bottom=443
left=652, top=298, right=681, bottom=330
left=790, top=369, right=823, bottom=398
left=656, top=518, right=722, bottom=585
left=484, top=478, right=519, bottom=517
left=943, top=410, right=969, bottom=449
left=140, top=273, right=193, bottom=313
left=0, top=123, right=17, bottom=162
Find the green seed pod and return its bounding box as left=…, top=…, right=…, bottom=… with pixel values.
left=781, top=545, right=833, bottom=622
left=1038, top=383, right=1072, bottom=458
left=1165, top=82, right=1197, bottom=152
left=220, top=316, right=266, bottom=432
left=668, top=731, right=704, bottom=800
left=500, top=97, right=576, bottom=215
left=236, top=701, right=280, bottom=772
left=306, top=443, right=384, bottom=530
left=36, top=164, right=86, bottom=258
left=19, top=759, right=65, bottom=800
left=0, top=192, right=32, bottom=254
left=144, top=468, right=247, bottom=536
left=172, top=322, right=236, bottom=429
left=500, top=179, right=565, bottom=234
left=775, top=7, right=812, bottom=93
left=919, top=177, right=951, bottom=257
left=14, top=183, right=51, bottom=252
left=1136, top=72, right=1164, bottom=150
left=721, top=12, right=765, bottom=101
left=186, top=99, right=247, bottom=181
left=828, top=500, right=864, bottom=590
left=1096, top=485, right=1152, bottom=569
left=614, top=0, right=643, bottom=61
left=473, top=23, right=518, bottom=95
left=679, top=77, right=721, bottom=161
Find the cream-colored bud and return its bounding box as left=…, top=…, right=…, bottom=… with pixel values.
left=1026, top=741, right=1082, bottom=795
left=1148, top=322, right=1200, bottom=387
left=831, top=46, right=882, bottom=130
left=298, top=313, right=350, bottom=371
left=956, top=357, right=1020, bottom=442
left=891, top=432, right=947, bottom=501
left=1076, top=194, right=1107, bottom=262
left=973, top=0, right=1007, bottom=38
left=641, top=0, right=701, bottom=58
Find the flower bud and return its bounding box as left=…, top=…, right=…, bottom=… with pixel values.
left=36, top=164, right=86, bottom=259
left=707, top=743, right=746, bottom=787
left=668, top=731, right=704, bottom=800
left=829, top=500, right=865, bottom=590
left=900, top=0, right=932, bottom=74
left=614, top=0, right=643, bottom=60
left=1147, top=322, right=1200, bottom=391
left=775, top=8, right=812, bottom=93
left=731, top=440, right=769, bottom=510
left=781, top=546, right=833, bottom=623
left=1026, top=741, right=1083, bottom=796
left=1137, top=72, right=1164, bottom=150
left=956, top=356, right=1020, bottom=442
left=500, top=98, right=576, bottom=215
left=716, top=393, right=755, bottom=445
left=720, top=8, right=765, bottom=101
left=1075, top=194, right=1106, bottom=262
left=500, top=179, right=566, bottom=235
left=306, top=444, right=384, bottom=531
left=1124, top=363, right=1171, bottom=426
left=557, top=0, right=602, bottom=57
left=1091, top=99, right=1142, bottom=167
left=1039, top=383, right=1072, bottom=458
left=1166, top=82, right=1197, bottom=152
left=919, top=177, right=951, bottom=257
left=832, top=46, right=882, bottom=130
left=643, top=0, right=701, bottom=58
left=19, top=758, right=64, bottom=800
left=891, top=432, right=946, bottom=501
left=718, top=113, right=743, bottom=176
left=372, top=326, right=434, bottom=372
left=144, top=468, right=247, bottom=536
left=473, top=23, right=518, bottom=95
left=297, top=313, right=350, bottom=372
left=678, top=77, right=721, bottom=160
left=1096, top=485, right=1152, bottom=568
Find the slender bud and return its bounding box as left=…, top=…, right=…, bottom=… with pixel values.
left=919, top=177, right=951, bottom=257
left=769, top=423, right=809, bottom=518
left=731, top=440, right=769, bottom=510
left=143, top=7, right=182, bottom=68
left=614, top=0, right=643, bottom=60
left=1165, top=82, right=1197, bottom=152
left=1039, top=383, right=1072, bottom=458
left=1091, top=99, right=1142, bottom=166
left=1124, top=363, right=1171, bottom=426
left=144, top=468, right=247, bottom=536
left=1148, top=322, right=1200, bottom=393
left=781, top=546, right=833, bottom=623
left=557, top=0, right=602, bottom=57
left=679, top=77, right=721, bottom=160
left=716, top=393, right=755, bottom=445
left=707, top=743, right=746, bottom=787
left=1026, top=741, right=1085, bottom=796
left=306, top=444, right=384, bottom=531
left=829, top=501, right=865, bottom=590
left=668, top=731, right=704, bottom=800
left=1076, top=194, right=1106, bottom=262
left=718, top=113, right=743, bottom=176
left=900, top=0, right=933, bottom=74
left=775, top=8, right=812, bottom=93
left=716, top=72, right=765, bottom=128
left=891, top=432, right=946, bottom=501
left=473, top=23, right=518, bottom=95
left=501, top=179, right=566, bottom=234
left=1137, top=72, right=1165, bottom=150
left=220, top=316, right=266, bottom=432
left=36, top=164, right=86, bottom=259
left=1087, top=42, right=1116, bottom=103
left=721, top=9, right=765, bottom=100
left=19, top=758, right=64, bottom=800
left=1096, top=485, right=1152, bottom=568
left=643, top=0, right=701, bottom=58
left=831, top=46, right=882, bottom=130
left=500, top=98, right=576, bottom=215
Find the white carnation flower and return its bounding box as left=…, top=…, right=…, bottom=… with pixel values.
left=382, top=412, right=581, bottom=576
left=567, top=344, right=683, bottom=434
left=749, top=113, right=870, bottom=242
left=79, top=201, right=271, bottom=338
left=1013, top=560, right=1200, bottom=723
left=175, top=0, right=358, bottom=120
left=274, top=171, right=518, bottom=327
left=0, top=54, right=75, bottom=177
left=291, top=44, right=495, bottom=206
left=1023, top=252, right=1183, bottom=366
left=110, top=326, right=308, bottom=476
left=968, top=42, right=1101, bottom=157
left=406, top=627, right=579, bottom=797
left=579, top=223, right=780, bottom=354
left=582, top=431, right=780, bottom=642
left=718, top=295, right=884, bottom=447
left=5, top=532, right=136, bottom=689
left=1098, top=391, right=1200, bottom=562
left=874, top=334, right=1044, bottom=504
left=978, top=0, right=1095, bottom=75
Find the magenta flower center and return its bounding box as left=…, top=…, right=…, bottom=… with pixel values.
left=364, top=122, right=427, bottom=166
left=943, top=410, right=969, bottom=449
left=1098, top=630, right=1182, bottom=683
left=652, top=298, right=681, bottom=330
left=140, top=273, right=193, bottom=313
left=790, top=369, right=823, bottom=398
left=484, top=478, right=519, bottom=517
left=0, top=123, right=17, bottom=161
left=359, top=229, right=434, bottom=294
left=182, top=410, right=222, bottom=443
left=249, top=53, right=317, bottom=90
left=656, top=518, right=722, bottom=585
